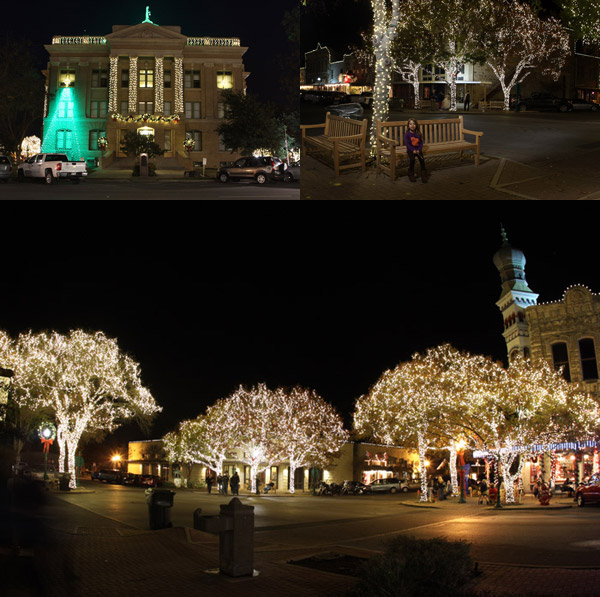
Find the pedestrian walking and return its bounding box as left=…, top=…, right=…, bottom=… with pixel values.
left=404, top=118, right=429, bottom=183
left=464, top=92, right=470, bottom=111
left=217, top=474, right=223, bottom=494
left=478, top=478, right=488, bottom=504
left=230, top=471, right=240, bottom=496
left=206, top=470, right=214, bottom=494
left=222, top=472, right=229, bottom=495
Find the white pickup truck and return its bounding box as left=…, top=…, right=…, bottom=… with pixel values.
left=18, top=153, right=88, bottom=184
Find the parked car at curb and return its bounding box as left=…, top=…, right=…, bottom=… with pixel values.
left=216, top=156, right=281, bottom=184
left=0, top=155, right=12, bottom=182
left=576, top=473, right=600, bottom=506
left=91, top=469, right=125, bottom=484
left=568, top=98, right=600, bottom=112
left=272, top=161, right=300, bottom=183
left=366, top=477, right=409, bottom=494
left=515, top=93, right=572, bottom=113
left=18, top=153, right=87, bottom=184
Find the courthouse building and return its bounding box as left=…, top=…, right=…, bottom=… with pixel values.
left=42, top=13, right=248, bottom=169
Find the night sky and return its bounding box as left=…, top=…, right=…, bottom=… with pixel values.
left=2, top=205, right=597, bottom=448
left=1, top=0, right=296, bottom=117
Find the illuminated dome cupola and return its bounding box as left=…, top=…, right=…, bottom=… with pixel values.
left=493, top=226, right=539, bottom=361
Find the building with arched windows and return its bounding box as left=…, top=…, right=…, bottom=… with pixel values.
left=494, top=228, right=600, bottom=490
left=41, top=16, right=248, bottom=170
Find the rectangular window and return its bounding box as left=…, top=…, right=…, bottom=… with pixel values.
left=164, top=70, right=171, bottom=88
left=184, top=102, right=201, bottom=119
left=59, top=69, right=76, bottom=88
left=138, top=101, right=154, bottom=114
left=184, top=70, right=201, bottom=88
left=121, top=69, right=129, bottom=88
left=164, top=101, right=172, bottom=116
left=56, top=130, right=73, bottom=151
left=57, top=98, right=74, bottom=119
left=164, top=130, right=171, bottom=151
left=186, top=130, right=202, bottom=151
left=89, top=129, right=106, bottom=151
left=552, top=343, right=571, bottom=382
left=219, top=134, right=229, bottom=151
left=218, top=102, right=225, bottom=119
left=90, top=101, right=107, bottom=118
left=579, top=338, right=598, bottom=380
left=139, top=69, right=154, bottom=88
left=91, top=69, right=108, bottom=88
left=120, top=100, right=128, bottom=114
left=216, top=71, right=233, bottom=89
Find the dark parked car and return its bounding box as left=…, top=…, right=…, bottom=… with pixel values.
left=272, top=161, right=300, bottom=183
left=0, top=155, right=12, bottom=182
left=91, top=469, right=125, bottom=484
left=516, top=93, right=572, bottom=113
left=568, top=98, right=600, bottom=112
left=217, top=156, right=281, bottom=184
left=576, top=474, right=600, bottom=507
left=139, top=474, right=162, bottom=487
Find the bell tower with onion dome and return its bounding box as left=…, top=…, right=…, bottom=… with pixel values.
left=493, top=226, right=539, bottom=362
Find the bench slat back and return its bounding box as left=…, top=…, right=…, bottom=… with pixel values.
left=325, top=113, right=367, bottom=145
left=378, top=117, right=465, bottom=146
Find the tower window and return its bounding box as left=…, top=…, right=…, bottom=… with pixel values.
left=579, top=338, right=598, bottom=381
left=551, top=342, right=571, bottom=382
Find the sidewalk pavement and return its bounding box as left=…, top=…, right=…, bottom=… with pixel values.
left=86, top=168, right=215, bottom=182
left=301, top=150, right=600, bottom=200
left=5, top=487, right=600, bottom=596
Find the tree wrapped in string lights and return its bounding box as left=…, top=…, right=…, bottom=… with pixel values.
left=279, top=386, right=348, bottom=493
left=478, top=0, right=569, bottom=111
left=163, top=401, right=234, bottom=483
left=463, top=354, right=600, bottom=504
left=11, top=330, right=160, bottom=489
left=562, top=0, right=600, bottom=45
left=225, top=383, right=289, bottom=493
left=354, top=348, right=462, bottom=502
left=368, top=0, right=400, bottom=147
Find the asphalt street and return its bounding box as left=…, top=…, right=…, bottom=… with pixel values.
left=58, top=481, right=600, bottom=567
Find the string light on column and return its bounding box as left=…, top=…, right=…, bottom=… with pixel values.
left=128, top=56, right=138, bottom=114
left=155, top=56, right=164, bottom=114
left=174, top=57, right=184, bottom=114
left=108, top=57, right=119, bottom=113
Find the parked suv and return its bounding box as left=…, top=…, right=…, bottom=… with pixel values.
left=217, top=156, right=281, bottom=184
left=366, top=477, right=409, bottom=494
left=516, top=93, right=573, bottom=113
left=0, top=155, right=12, bottom=182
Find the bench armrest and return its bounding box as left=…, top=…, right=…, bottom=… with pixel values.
left=300, top=123, right=326, bottom=137
left=463, top=129, right=484, bottom=139
left=376, top=135, right=398, bottom=149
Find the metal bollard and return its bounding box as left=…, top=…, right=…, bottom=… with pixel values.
left=194, top=497, right=255, bottom=577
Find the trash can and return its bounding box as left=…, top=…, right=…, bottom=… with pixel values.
left=145, top=488, right=175, bottom=530
left=59, top=473, right=71, bottom=491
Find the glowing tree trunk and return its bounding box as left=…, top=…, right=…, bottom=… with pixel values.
left=369, top=0, right=400, bottom=147
left=448, top=443, right=459, bottom=496
left=417, top=432, right=429, bottom=502
left=394, top=60, right=422, bottom=109
left=56, top=424, right=67, bottom=474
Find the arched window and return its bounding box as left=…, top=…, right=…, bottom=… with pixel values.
left=551, top=342, right=570, bottom=382
left=579, top=338, right=599, bottom=381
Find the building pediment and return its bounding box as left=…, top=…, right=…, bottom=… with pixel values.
left=106, top=23, right=186, bottom=43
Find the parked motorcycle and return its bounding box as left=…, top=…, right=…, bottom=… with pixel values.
left=317, top=481, right=332, bottom=496
left=341, top=480, right=368, bottom=495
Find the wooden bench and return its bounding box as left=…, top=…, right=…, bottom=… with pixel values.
left=376, top=116, right=483, bottom=180
left=486, top=101, right=505, bottom=110
left=301, top=113, right=367, bottom=176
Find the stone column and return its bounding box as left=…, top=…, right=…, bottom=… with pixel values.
left=128, top=56, right=138, bottom=114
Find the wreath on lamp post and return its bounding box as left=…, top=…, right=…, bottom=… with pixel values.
left=184, top=138, right=195, bottom=153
